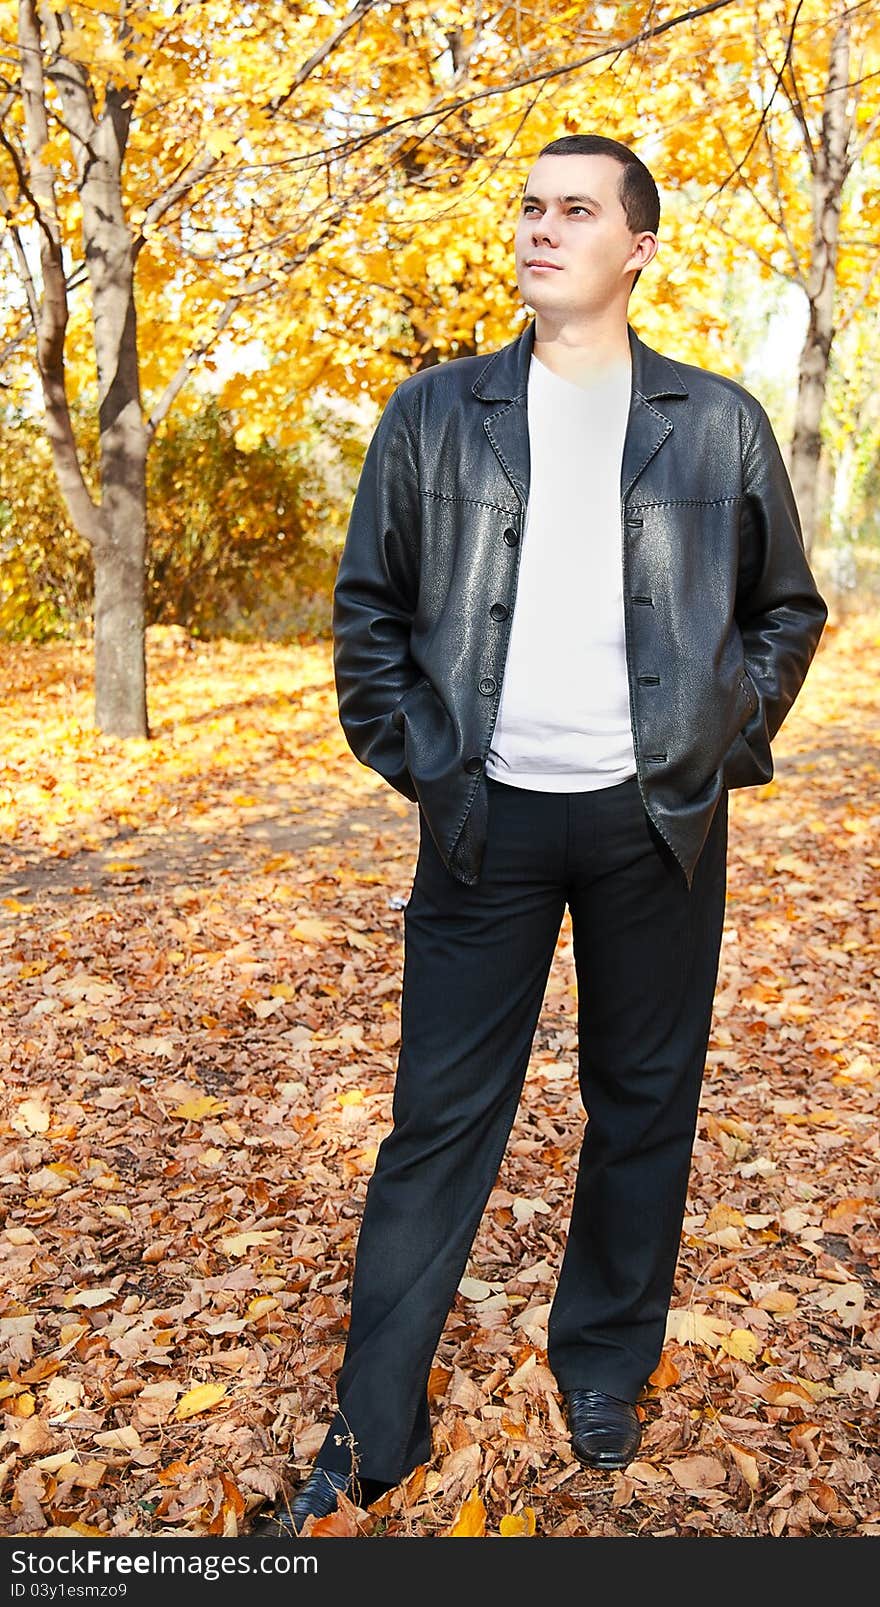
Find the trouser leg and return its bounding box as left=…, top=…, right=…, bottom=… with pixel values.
left=547, top=778, right=728, bottom=1401
left=316, top=780, right=567, bottom=1485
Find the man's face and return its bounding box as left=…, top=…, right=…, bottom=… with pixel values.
left=514, top=153, right=656, bottom=318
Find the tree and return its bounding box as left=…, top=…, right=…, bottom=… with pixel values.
left=6, top=0, right=872, bottom=738
left=0, top=0, right=743, bottom=734
left=665, top=1, right=880, bottom=554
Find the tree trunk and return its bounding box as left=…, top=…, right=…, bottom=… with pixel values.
left=789, top=16, right=851, bottom=559
left=83, top=116, right=149, bottom=737
left=17, top=3, right=148, bottom=735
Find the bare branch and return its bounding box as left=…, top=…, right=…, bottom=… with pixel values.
left=144, top=300, right=235, bottom=441
left=701, top=0, right=806, bottom=207
left=132, top=151, right=221, bottom=257
left=267, top=0, right=387, bottom=113
left=761, top=123, right=808, bottom=287
left=306, top=0, right=741, bottom=166
left=37, top=1, right=97, bottom=151
left=777, top=31, right=816, bottom=171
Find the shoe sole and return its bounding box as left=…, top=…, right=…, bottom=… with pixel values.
left=572, top=1443, right=639, bottom=1471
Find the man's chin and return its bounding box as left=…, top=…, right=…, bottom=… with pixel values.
left=517, top=283, right=568, bottom=312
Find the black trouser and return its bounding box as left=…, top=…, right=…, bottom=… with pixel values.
left=315, top=773, right=728, bottom=1485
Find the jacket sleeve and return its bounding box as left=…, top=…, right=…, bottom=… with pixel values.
left=332, top=386, right=421, bottom=802
left=725, top=405, right=828, bottom=787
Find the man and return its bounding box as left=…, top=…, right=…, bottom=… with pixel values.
left=255, top=133, right=827, bottom=1535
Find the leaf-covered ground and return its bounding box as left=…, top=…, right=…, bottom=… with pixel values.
left=0, top=612, right=877, bottom=1539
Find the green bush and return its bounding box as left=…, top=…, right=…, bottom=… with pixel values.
left=0, top=398, right=344, bottom=641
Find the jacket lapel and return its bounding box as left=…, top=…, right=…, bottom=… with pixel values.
left=472, top=317, right=689, bottom=508
left=472, top=318, right=534, bottom=511
left=621, top=325, right=688, bottom=498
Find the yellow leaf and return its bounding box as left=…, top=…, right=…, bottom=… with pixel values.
left=174, top=1382, right=228, bottom=1420
left=705, top=1203, right=746, bottom=1231
left=205, top=128, right=238, bottom=159
left=665, top=1309, right=730, bottom=1347
left=450, top=1486, right=486, bottom=1537
left=170, top=1095, right=228, bottom=1121
left=219, top=1230, right=280, bottom=1256
left=246, top=1296, right=280, bottom=1320
left=8, top=1390, right=36, bottom=1417
left=720, top=1328, right=760, bottom=1362
left=290, top=917, right=336, bottom=943
left=500, top=1506, right=536, bottom=1536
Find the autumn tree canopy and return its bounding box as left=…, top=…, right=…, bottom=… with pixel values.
left=0, top=1, right=878, bottom=726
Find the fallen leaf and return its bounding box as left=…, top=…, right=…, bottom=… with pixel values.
left=665, top=1309, right=731, bottom=1346
left=449, top=1485, right=487, bottom=1536
left=63, top=1288, right=117, bottom=1309
left=648, top=1351, right=680, bottom=1390
left=667, top=1455, right=727, bottom=1491
left=174, top=1382, right=228, bottom=1420
left=15, top=1099, right=51, bottom=1134
left=720, top=1328, right=761, bottom=1362
left=170, top=1095, right=228, bottom=1121
left=756, top=1289, right=799, bottom=1313
left=816, top=1283, right=866, bottom=1325
left=218, top=1230, right=281, bottom=1256
left=729, top=1445, right=761, bottom=1491
left=499, top=1506, right=536, bottom=1536
left=833, top=1368, right=880, bottom=1402
left=457, top=1276, right=494, bottom=1301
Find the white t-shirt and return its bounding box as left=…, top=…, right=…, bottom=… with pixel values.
left=485, top=350, right=637, bottom=791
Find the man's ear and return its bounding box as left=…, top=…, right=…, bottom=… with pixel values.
left=628, top=231, right=658, bottom=275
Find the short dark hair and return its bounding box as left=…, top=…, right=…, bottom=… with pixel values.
left=535, top=134, right=660, bottom=287
left=537, top=134, right=660, bottom=232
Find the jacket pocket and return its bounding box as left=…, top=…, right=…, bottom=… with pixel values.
left=391, top=675, right=430, bottom=732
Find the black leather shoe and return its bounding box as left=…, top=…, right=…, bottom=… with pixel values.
left=564, top=1388, right=642, bottom=1469
left=251, top=1467, right=391, bottom=1537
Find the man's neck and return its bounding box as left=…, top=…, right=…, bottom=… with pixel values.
left=532, top=312, right=631, bottom=387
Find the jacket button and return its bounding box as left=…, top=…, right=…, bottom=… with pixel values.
left=489, top=602, right=509, bottom=621
left=464, top=756, right=483, bottom=775
left=479, top=676, right=496, bottom=695
left=503, top=526, right=519, bottom=546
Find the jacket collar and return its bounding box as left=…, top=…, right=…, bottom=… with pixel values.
left=471, top=315, right=689, bottom=404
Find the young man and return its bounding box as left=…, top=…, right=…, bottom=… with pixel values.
left=256, top=133, right=827, bottom=1534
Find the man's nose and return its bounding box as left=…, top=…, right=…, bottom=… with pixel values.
left=532, top=211, right=560, bottom=245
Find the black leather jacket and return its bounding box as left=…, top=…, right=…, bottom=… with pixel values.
left=332, top=317, right=827, bottom=889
